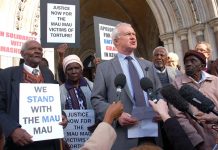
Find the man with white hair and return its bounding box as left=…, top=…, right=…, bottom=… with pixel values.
left=152, top=46, right=182, bottom=87
left=91, top=22, right=163, bottom=149
left=0, top=40, right=68, bottom=150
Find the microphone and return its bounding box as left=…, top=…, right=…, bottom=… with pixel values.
left=140, top=77, right=158, bottom=103
left=160, top=84, right=190, bottom=113
left=114, top=73, right=126, bottom=100
left=179, top=84, right=218, bottom=116
left=160, top=84, right=203, bottom=126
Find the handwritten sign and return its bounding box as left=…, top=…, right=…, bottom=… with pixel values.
left=63, top=110, right=95, bottom=150
left=19, top=83, right=64, bottom=141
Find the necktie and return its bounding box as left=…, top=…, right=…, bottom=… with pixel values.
left=126, top=56, right=145, bottom=106
left=32, top=68, right=39, bottom=76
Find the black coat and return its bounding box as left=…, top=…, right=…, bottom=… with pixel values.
left=0, top=65, right=60, bottom=150
left=163, top=118, right=196, bottom=150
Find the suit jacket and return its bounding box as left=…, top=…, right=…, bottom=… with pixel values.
left=91, top=55, right=162, bottom=150
left=0, top=65, right=59, bottom=150
left=81, top=122, right=116, bottom=150
left=165, top=66, right=182, bottom=83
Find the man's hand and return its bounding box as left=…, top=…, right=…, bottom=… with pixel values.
left=11, top=128, right=33, bottom=146
left=118, top=112, right=138, bottom=126
left=103, top=101, right=124, bottom=125
left=59, top=115, right=68, bottom=128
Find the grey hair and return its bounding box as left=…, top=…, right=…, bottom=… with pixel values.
left=111, top=22, right=132, bottom=43
left=153, top=46, right=169, bottom=56
left=21, top=40, right=37, bottom=51
left=168, top=52, right=179, bottom=61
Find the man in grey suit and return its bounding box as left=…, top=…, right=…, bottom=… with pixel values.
left=91, top=23, right=163, bottom=149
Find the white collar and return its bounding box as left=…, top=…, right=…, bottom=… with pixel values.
left=155, top=67, right=166, bottom=73
left=23, top=63, right=40, bottom=75
left=198, top=71, right=211, bottom=83
left=188, top=71, right=212, bottom=84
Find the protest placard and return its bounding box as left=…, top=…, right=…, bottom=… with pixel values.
left=0, top=30, right=37, bottom=58
left=94, top=16, right=120, bottom=60
left=63, top=109, right=95, bottom=150
left=40, top=0, right=80, bottom=48
left=19, top=83, right=64, bottom=141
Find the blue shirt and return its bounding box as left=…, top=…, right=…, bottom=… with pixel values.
left=117, top=53, right=149, bottom=106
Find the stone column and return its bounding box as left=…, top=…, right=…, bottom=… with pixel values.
left=191, top=23, right=205, bottom=42
left=177, top=28, right=189, bottom=53
left=159, top=33, right=174, bottom=52
left=209, top=18, right=218, bottom=53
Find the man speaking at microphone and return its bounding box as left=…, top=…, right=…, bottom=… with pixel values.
left=91, top=23, right=163, bottom=150
left=170, top=50, right=218, bottom=150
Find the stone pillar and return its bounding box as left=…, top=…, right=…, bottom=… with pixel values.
left=209, top=18, right=218, bottom=53
left=159, top=33, right=174, bottom=52
left=177, top=28, right=189, bottom=53
left=191, top=23, right=205, bottom=42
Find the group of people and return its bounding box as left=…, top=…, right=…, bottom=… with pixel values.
left=0, top=22, right=218, bottom=150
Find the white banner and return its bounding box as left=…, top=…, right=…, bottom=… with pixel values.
left=63, top=109, right=95, bottom=150
left=0, top=30, right=38, bottom=58
left=19, top=83, right=64, bottom=141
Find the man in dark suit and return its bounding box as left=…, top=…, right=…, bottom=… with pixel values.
left=0, top=40, right=67, bottom=150
left=91, top=23, right=163, bottom=150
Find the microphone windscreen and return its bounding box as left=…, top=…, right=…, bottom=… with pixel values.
left=160, top=84, right=189, bottom=112
left=179, top=84, right=215, bottom=113
left=114, top=73, right=126, bottom=89
left=140, top=77, right=153, bottom=91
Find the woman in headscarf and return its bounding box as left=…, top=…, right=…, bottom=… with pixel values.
left=60, top=54, right=93, bottom=110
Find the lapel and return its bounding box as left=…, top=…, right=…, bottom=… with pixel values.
left=40, top=66, right=50, bottom=83
left=110, top=56, right=133, bottom=103
left=137, top=58, right=149, bottom=78
left=11, top=66, right=23, bottom=103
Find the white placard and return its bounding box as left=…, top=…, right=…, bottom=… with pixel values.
left=63, top=109, right=95, bottom=150
left=47, top=3, right=75, bottom=43
left=19, top=83, right=64, bottom=141
left=99, top=24, right=118, bottom=60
